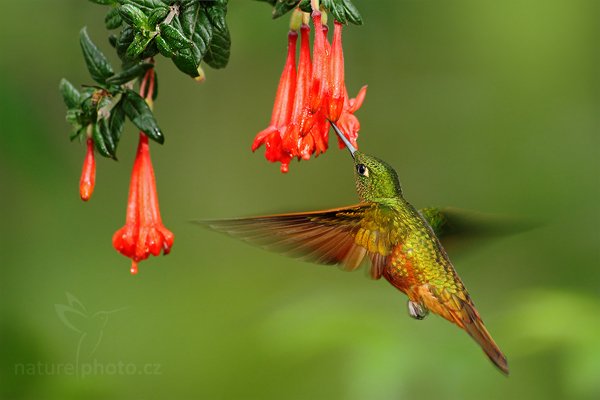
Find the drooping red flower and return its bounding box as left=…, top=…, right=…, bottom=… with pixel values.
left=79, top=137, right=96, bottom=201
left=335, top=85, right=367, bottom=150
left=251, top=31, right=298, bottom=172
left=113, top=133, right=174, bottom=275
left=326, top=21, right=345, bottom=122
left=308, top=11, right=327, bottom=114
left=282, top=24, right=313, bottom=160
left=253, top=10, right=366, bottom=172
left=112, top=68, right=173, bottom=275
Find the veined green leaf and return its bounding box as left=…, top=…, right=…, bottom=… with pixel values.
left=148, top=6, right=169, bottom=27
left=109, top=98, right=127, bottom=148
left=203, top=24, right=230, bottom=69
left=160, top=23, right=193, bottom=50
left=170, top=1, right=212, bottom=77
left=92, top=123, right=113, bottom=158
left=59, top=79, right=81, bottom=109
left=272, top=0, right=300, bottom=19
left=89, top=0, right=117, bottom=5
left=118, top=4, right=149, bottom=29
left=122, top=90, right=164, bottom=144
left=126, top=32, right=154, bottom=59
left=80, top=27, right=114, bottom=84
left=123, top=0, right=169, bottom=13
left=116, top=26, right=135, bottom=59
left=342, top=0, right=362, bottom=25
left=155, top=35, right=175, bottom=57
left=106, top=62, right=153, bottom=84
left=105, top=7, right=123, bottom=29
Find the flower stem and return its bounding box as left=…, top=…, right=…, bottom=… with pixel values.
left=311, top=0, right=320, bottom=13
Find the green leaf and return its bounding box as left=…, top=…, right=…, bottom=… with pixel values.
left=155, top=35, right=175, bottom=57
left=89, top=0, right=117, bottom=5
left=297, top=0, right=362, bottom=25
left=116, top=26, right=135, bottom=59
left=169, top=2, right=213, bottom=77
left=342, top=0, right=362, bottom=25
left=171, top=48, right=199, bottom=76
left=202, top=0, right=230, bottom=68
left=98, top=118, right=117, bottom=158
left=126, top=32, right=154, bottom=59
left=108, top=33, right=118, bottom=47
left=203, top=25, right=230, bottom=69
left=79, top=27, right=114, bottom=84
left=123, top=0, right=169, bottom=13
left=109, top=98, right=127, bottom=147
left=81, top=94, right=97, bottom=117
left=105, top=7, right=123, bottom=29
left=118, top=4, right=149, bottom=29
left=106, top=62, right=153, bottom=84
left=151, top=70, right=159, bottom=100
left=139, top=39, right=160, bottom=59
left=148, top=6, right=169, bottom=27
left=322, top=0, right=345, bottom=24
left=298, top=0, right=311, bottom=13
left=272, top=0, right=300, bottom=19
left=92, top=123, right=113, bottom=158
left=59, top=79, right=81, bottom=109
left=160, top=23, right=193, bottom=50
left=122, top=90, right=164, bottom=143
left=66, top=109, right=81, bottom=128
left=204, top=0, right=228, bottom=31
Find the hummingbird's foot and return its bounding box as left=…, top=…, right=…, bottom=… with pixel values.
left=407, top=300, right=429, bottom=320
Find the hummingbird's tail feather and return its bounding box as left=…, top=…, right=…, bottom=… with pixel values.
left=459, top=301, right=509, bottom=375
left=417, top=285, right=509, bottom=375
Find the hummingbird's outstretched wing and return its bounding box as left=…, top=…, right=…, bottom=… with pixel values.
left=419, top=207, right=535, bottom=252
left=202, top=204, right=398, bottom=279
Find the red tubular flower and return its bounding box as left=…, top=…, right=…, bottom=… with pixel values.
left=79, top=137, right=96, bottom=201
left=308, top=11, right=327, bottom=114
left=113, top=69, right=173, bottom=275
left=113, top=133, right=174, bottom=275
left=336, top=85, right=368, bottom=150
left=251, top=31, right=298, bottom=172
left=326, top=21, right=345, bottom=122
left=253, top=10, right=367, bottom=172
left=282, top=24, right=312, bottom=159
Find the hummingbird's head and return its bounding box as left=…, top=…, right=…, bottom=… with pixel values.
left=330, top=122, right=403, bottom=201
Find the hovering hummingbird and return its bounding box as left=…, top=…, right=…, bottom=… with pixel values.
left=205, top=122, right=509, bottom=375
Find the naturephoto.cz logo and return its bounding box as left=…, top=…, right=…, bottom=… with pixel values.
left=14, top=360, right=161, bottom=378
left=14, top=293, right=162, bottom=378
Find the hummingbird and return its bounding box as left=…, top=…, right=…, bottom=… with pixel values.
left=204, top=122, right=509, bottom=375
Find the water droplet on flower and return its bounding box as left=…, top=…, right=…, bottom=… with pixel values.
left=130, top=262, right=138, bottom=275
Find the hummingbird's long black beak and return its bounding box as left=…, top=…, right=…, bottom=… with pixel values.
left=329, top=121, right=356, bottom=158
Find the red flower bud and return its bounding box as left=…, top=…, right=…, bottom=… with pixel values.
left=79, top=137, right=96, bottom=201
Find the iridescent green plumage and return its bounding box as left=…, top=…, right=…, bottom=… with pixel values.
left=204, top=123, right=510, bottom=375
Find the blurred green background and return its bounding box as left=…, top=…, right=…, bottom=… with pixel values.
left=1, top=0, right=598, bottom=399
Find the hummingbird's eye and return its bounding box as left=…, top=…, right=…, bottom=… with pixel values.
left=356, top=164, right=369, bottom=177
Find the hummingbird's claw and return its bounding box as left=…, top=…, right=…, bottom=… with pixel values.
left=408, top=300, right=429, bottom=320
